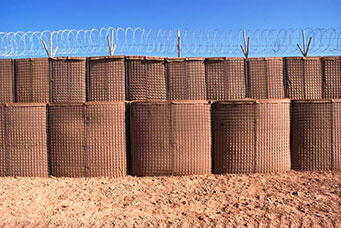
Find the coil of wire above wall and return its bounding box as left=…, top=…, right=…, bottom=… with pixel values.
left=0, top=27, right=340, bottom=57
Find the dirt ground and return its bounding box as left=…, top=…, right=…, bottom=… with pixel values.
left=0, top=171, right=340, bottom=227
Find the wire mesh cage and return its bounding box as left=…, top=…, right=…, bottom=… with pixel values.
left=166, top=58, right=206, bottom=100
left=321, top=56, right=341, bottom=99
left=0, top=59, right=14, bottom=103
left=0, top=103, right=48, bottom=177
left=49, top=102, right=127, bottom=177
left=15, top=58, right=50, bottom=103
left=284, top=57, right=322, bottom=99
left=247, top=57, right=285, bottom=99
left=126, top=56, right=166, bottom=100
left=291, top=99, right=340, bottom=171
left=88, top=56, right=126, bottom=101
left=50, top=57, right=86, bottom=102
left=205, top=57, right=246, bottom=100
left=130, top=101, right=211, bottom=176
left=213, top=99, right=291, bottom=174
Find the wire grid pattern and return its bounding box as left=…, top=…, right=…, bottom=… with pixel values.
left=50, top=57, right=86, bottom=102
left=130, top=102, right=172, bottom=176
left=247, top=58, right=285, bottom=99
left=0, top=104, right=47, bottom=177
left=0, top=106, right=7, bottom=176
left=321, top=56, right=341, bottom=98
left=214, top=100, right=290, bottom=174
left=291, top=100, right=340, bottom=171
left=167, top=59, right=206, bottom=100
left=205, top=58, right=246, bottom=100
left=130, top=101, right=211, bottom=176
left=15, top=58, right=50, bottom=103
left=88, top=56, right=126, bottom=101
left=284, top=57, right=322, bottom=99
left=0, top=59, right=14, bottom=103
left=49, top=103, right=126, bottom=177
left=126, top=57, right=166, bottom=100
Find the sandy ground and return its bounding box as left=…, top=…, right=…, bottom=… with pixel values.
left=0, top=171, right=340, bottom=228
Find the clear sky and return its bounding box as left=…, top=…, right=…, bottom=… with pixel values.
left=0, top=0, right=340, bottom=32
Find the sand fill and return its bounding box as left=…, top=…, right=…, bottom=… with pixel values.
left=0, top=171, right=340, bottom=227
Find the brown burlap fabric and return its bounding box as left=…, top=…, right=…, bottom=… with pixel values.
left=49, top=102, right=126, bottom=177
left=130, top=101, right=211, bottom=176
left=0, top=59, right=14, bottom=103
left=88, top=56, right=126, bottom=101
left=0, top=103, right=48, bottom=177
left=284, top=57, right=322, bottom=99
left=126, top=56, right=166, bottom=100
left=321, top=56, right=341, bottom=98
left=213, top=99, right=290, bottom=174
left=247, top=57, right=285, bottom=99
left=50, top=57, right=86, bottom=102
left=15, top=58, right=50, bottom=103
left=205, top=57, right=246, bottom=100
left=291, top=99, right=340, bottom=171
left=166, top=58, right=206, bottom=100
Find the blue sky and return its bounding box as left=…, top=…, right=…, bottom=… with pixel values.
left=0, top=0, right=339, bottom=32
left=0, top=0, right=340, bottom=57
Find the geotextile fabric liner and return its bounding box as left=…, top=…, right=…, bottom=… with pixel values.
left=166, top=58, right=206, bottom=100
left=213, top=99, right=291, bottom=174
left=321, top=56, right=341, bottom=98
left=88, top=56, right=126, bottom=101
left=126, top=56, right=166, bottom=100
left=247, top=58, right=285, bottom=99
left=284, top=57, right=322, bottom=99
left=50, top=57, right=86, bottom=102
left=130, top=101, right=211, bottom=176
left=205, top=57, right=246, bottom=100
left=291, top=100, right=340, bottom=171
left=0, top=104, right=48, bottom=177
left=0, top=59, right=14, bottom=103
left=15, top=58, right=50, bottom=103
left=49, top=102, right=127, bottom=177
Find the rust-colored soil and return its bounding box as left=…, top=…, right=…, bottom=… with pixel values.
left=0, top=171, right=340, bottom=227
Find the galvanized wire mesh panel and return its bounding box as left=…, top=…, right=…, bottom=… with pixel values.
left=291, top=100, right=340, bottom=171
left=0, top=104, right=48, bottom=177
left=205, top=57, right=246, bottom=100
left=166, top=58, right=206, bottom=100
left=0, top=59, right=14, bottom=103
left=130, top=101, right=211, bottom=176
left=247, top=57, right=285, bottom=99
left=321, top=56, right=341, bottom=98
left=126, top=56, right=166, bottom=100
left=49, top=102, right=126, bottom=177
left=50, top=57, right=86, bottom=102
left=284, top=57, right=322, bottom=99
left=88, top=56, right=126, bottom=101
left=15, top=58, right=50, bottom=103
left=214, top=99, right=290, bottom=174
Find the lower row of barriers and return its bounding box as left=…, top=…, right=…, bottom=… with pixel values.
left=0, top=99, right=340, bottom=177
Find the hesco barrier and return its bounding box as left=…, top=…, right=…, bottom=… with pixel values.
left=50, top=57, right=86, bottom=102
left=284, top=57, right=322, bottom=99
left=15, top=58, right=49, bottom=103
left=291, top=100, right=340, bottom=171
left=88, top=56, right=126, bottom=101
left=126, top=56, right=166, bottom=100
left=130, top=101, right=211, bottom=176
left=321, top=56, right=341, bottom=98
left=205, top=57, right=246, bottom=100
left=213, top=99, right=291, bottom=174
left=0, top=103, right=47, bottom=177
left=0, top=59, right=14, bottom=103
left=247, top=57, right=285, bottom=99
left=49, top=102, right=127, bottom=177
left=166, top=58, right=206, bottom=100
